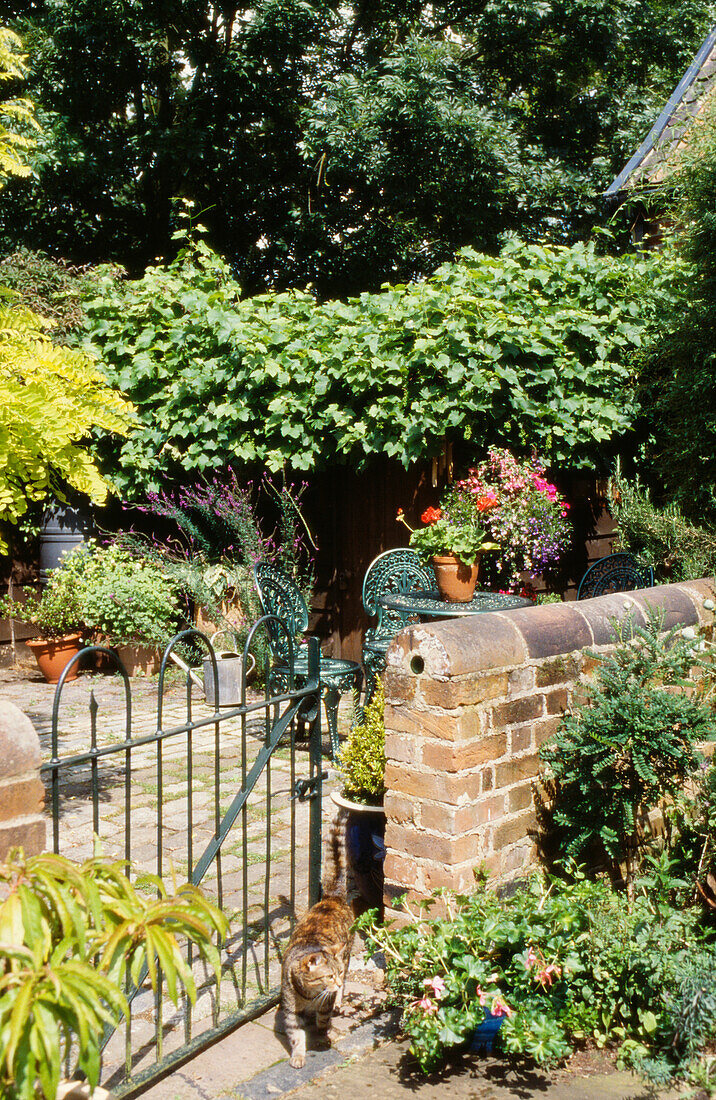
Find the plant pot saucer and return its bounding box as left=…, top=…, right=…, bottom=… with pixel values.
left=330, top=790, right=385, bottom=815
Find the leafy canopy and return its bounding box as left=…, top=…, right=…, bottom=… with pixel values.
left=2, top=1, right=713, bottom=293
left=0, top=27, right=38, bottom=185
left=0, top=302, right=134, bottom=551
left=82, top=236, right=673, bottom=496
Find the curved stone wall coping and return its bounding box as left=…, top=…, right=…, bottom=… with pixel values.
left=386, top=579, right=715, bottom=679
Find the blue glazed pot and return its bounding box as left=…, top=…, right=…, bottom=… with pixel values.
left=331, top=792, right=386, bottom=913
left=469, top=1009, right=505, bottom=1054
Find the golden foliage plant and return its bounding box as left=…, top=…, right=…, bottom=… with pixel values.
left=337, top=679, right=386, bottom=806
left=0, top=27, right=39, bottom=183
left=0, top=850, right=228, bottom=1099
left=0, top=303, right=134, bottom=551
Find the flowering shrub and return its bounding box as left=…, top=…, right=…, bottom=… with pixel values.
left=360, top=867, right=716, bottom=1076
left=460, top=449, right=571, bottom=590
left=396, top=499, right=499, bottom=566
left=59, top=542, right=180, bottom=647
left=398, top=449, right=570, bottom=588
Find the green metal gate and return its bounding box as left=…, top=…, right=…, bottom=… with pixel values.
left=43, top=623, right=323, bottom=1096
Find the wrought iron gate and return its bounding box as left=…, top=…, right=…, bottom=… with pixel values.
left=42, top=623, right=323, bottom=1096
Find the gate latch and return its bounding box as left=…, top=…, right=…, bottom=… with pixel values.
left=293, top=771, right=328, bottom=802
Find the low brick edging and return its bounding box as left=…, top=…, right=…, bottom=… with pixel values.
left=382, top=579, right=716, bottom=917
left=0, top=700, right=46, bottom=858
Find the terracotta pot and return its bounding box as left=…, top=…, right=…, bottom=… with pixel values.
left=431, top=554, right=481, bottom=603
left=114, top=643, right=162, bottom=677
left=26, top=634, right=82, bottom=683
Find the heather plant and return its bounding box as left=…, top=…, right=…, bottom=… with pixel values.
left=610, top=462, right=716, bottom=582
left=337, top=680, right=385, bottom=806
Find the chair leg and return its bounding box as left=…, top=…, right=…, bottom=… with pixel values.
left=323, top=687, right=340, bottom=761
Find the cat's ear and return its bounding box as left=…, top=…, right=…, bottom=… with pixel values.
left=328, top=942, right=346, bottom=958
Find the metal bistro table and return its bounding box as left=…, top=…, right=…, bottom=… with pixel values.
left=379, top=589, right=533, bottom=620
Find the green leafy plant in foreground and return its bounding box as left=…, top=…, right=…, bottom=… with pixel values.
left=361, top=868, right=715, bottom=1076
left=0, top=850, right=228, bottom=1100
left=540, top=609, right=716, bottom=892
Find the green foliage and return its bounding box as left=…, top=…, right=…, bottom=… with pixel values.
left=337, top=680, right=385, bottom=806
left=0, top=27, right=38, bottom=186
left=0, top=848, right=227, bottom=1100
left=72, top=543, right=180, bottom=648
left=361, top=867, right=714, bottom=1075
left=0, top=557, right=84, bottom=638
left=635, top=110, right=716, bottom=521
left=0, top=248, right=120, bottom=342
left=81, top=238, right=669, bottom=494
left=406, top=514, right=498, bottom=568
left=610, top=463, right=716, bottom=582
left=0, top=301, right=134, bottom=552
left=540, top=610, right=716, bottom=889
left=2, top=2, right=712, bottom=293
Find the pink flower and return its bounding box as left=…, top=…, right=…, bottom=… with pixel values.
left=525, top=946, right=538, bottom=970
left=536, top=963, right=562, bottom=988
left=475, top=985, right=488, bottom=1007
left=412, top=995, right=438, bottom=1015
left=490, top=995, right=513, bottom=1018
left=423, top=976, right=447, bottom=999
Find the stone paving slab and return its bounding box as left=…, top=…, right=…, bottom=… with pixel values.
left=0, top=661, right=362, bottom=1093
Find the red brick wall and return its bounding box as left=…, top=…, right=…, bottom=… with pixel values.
left=382, top=579, right=716, bottom=919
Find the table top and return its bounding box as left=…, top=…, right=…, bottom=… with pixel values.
left=378, top=589, right=534, bottom=619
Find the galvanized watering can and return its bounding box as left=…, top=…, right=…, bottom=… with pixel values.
left=170, top=632, right=255, bottom=707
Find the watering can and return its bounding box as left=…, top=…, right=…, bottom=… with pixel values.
left=170, top=632, right=255, bottom=707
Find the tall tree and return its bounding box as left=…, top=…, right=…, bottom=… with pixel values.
left=1, top=1, right=714, bottom=294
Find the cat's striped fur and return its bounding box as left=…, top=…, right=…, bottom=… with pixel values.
left=281, top=815, right=353, bottom=1068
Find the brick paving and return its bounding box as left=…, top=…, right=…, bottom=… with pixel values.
left=0, top=660, right=377, bottom=1093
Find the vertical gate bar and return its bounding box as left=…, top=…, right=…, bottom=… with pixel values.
left=89, top=692, right=99, bottom=842
left=289, top=701, right=296, bottom=933
left=307, top=637, right=322, bottom=907
left=50, top=680, right=63, bottom=854
left=213, top=680, right=221, bottom=1028
left=185, top=672, right=193, bottom=1044
left=155, top=680, right=165, bottom=1063
left=240, top=664, right=250, bottom=1003
left=263, top=755, right=271, bottom=992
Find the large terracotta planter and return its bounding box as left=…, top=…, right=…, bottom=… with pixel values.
left=114, top=643, right=161, bottom=677
left=431, top=554, right=481, bottom=603
left=26, top=634, right=82, bottom=683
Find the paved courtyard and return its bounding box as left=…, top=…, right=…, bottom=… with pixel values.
left=0, top=659, right=370, bottom=1092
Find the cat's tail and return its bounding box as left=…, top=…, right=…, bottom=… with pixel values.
left=322, top=812, right=347, bottom=898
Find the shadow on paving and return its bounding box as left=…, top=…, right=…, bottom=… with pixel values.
left=230, top=1016, right=694, bottom=1100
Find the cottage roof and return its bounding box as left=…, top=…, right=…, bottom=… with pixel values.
left=606, top=25, right=716, bottom=197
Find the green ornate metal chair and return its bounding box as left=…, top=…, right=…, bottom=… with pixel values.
left=576, top=552, right=654, bottom=600
left=362, top=548, right=436, bottom=703
left=252, top=562, right=362, bottom=760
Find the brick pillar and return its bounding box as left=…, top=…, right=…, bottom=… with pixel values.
left=0, top=700, right=46, bottom=857
left=382, top=579, right=716, bottom=919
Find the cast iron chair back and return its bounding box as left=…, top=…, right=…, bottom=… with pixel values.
left=253, top=561, right=308, bottom=665
left=361, top=548, right=435, bottom=703
left=362, top=548, right=436, bottom=646
left=576, top=552, right=654, bottom=600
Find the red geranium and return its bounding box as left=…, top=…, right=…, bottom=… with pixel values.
left=475, top=492, right=499, bottom=513
left=421, top=506, right=442, bottom=525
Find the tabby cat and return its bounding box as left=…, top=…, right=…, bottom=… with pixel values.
left=281, top=815, right=353, bottom=1069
